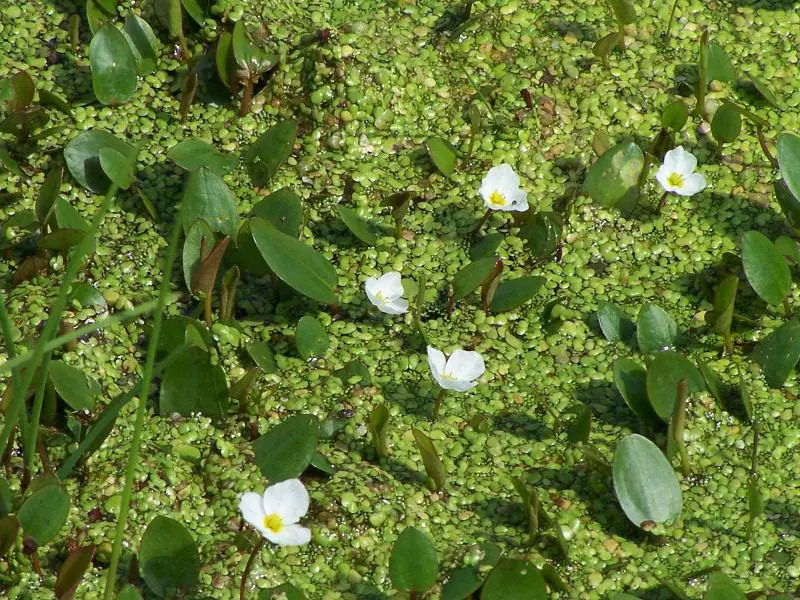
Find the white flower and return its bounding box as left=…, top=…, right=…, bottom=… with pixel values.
left=365, top=272, right=408, bottom=315
left=478, top=163, right=529, bottom=212
left=655, top=146, right=707, bottom=196
left=239, top=479, right=311, bottom=546
left=427, top=345, right=485, bottom=392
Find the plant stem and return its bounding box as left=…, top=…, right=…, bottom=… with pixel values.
left=432, top=388, right=447, bottom=421
left=240, top=537, right=267, bottom=600
left=102, top=209, right=183, bottom=600
left=696, top=28, right=709, bottom=120
left=756, top=127, right=778, bottom=168
left=662, top=0, right=680, bottom=42
left=203, top=292, right=213, bottom=327
left=239, top=76, right=255, bottom=117
left=783, top=296, right=793, bottom=318
left=23, top=351, right=54, bottom=482
left=468, top=209, right=492, bottom=235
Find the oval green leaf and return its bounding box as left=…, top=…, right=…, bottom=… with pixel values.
left=16, top=483, right=70, bottom=546
left=99, top=146, right=135, bottom=190
left=646, top=350, right=705, bottom=421
left=777, top=132, right=800, bottom=205
left=741, top=230, right=791, bottom=306
left=426, top=137, right=456, bottom=177
left=64, top=129, right=137, bottom=194
left=752, top=321, right=800, bottom=388
left=139, top=516, right=200, bottom=598
left=613, top=358, right=662, bottom=428
left=167, top=139, right=238, bottom=175
left=583, top=140, right=643, bottom=208
left=661, top=101, right=689, bottom=132
left=0, top=515, right=19, bottom=558
left=597, top=301, right=635, bottom=343
left=159, top=346, right=229, bottom=416
left=250, top=188, right=304, bottom=237
left=49, top=360, right=100, bottom=411
left=412, top=428, right=446, bottom=491
left=637, top=304, right=678, bottom=354
left=452, top=257, right=496, bottom=301
left=296, top=315, right=329, bottom=360
left=707, top=43, right=735, bottom=83
left=442, top=567, right=483, bottom=600
left=481, top=559, right=546, bottom=600
left=388, top=526, right=439, bottom=593
left=36, top=165, right=63, bottom=226
left=711, top=103, right=741, bottom=144
left=181, top=166, right=239, bottom=239
left=122, top=15, right=158, bottom=75
left=489, top=276, right=544, bottom=313
left=252, top=414, right=319, bottom=482
left=89, top=23, right=138, bottom=106
left=243, top=120, right=297, bottom=187
left=247, top=341, right=277, bottom=374
left=338, top=205, right=378, bottom=245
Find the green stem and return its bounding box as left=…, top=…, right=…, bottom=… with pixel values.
left=459, top=64, right=495, bottom=121
left=432, top=388, right=447, bottom=421
left=696, top=28, right=709, bottom=120
left=783, top=296, right=793, bottom=318
left=240, top=537, right=267, bottom=600
left=756, top=127, right=778, bottom=168
left=102, top=209, right=183, bottom=600
left=22, top=350, right=54, bottom=483
left=662, top=0, right=680, bottom=42
left=0, top=291, right=28, bottom=456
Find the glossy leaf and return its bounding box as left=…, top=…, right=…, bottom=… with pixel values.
left=159, top=346, right=229, bottom=416
left=215, top=31, right=236, bottom=88
left=704, top=572, right=746, bottom=600
left=369, top=403, right=389, bottom=459
left=139, top=516, right=200, bottom=598
left=49, top=360, right=99, bottom=411
left=778, top=132, right=800, bottom=204
left=388, top=527, right=438, bottom=593
left=122, top=15, right=158, bottom=75
left=426, top=137, right=457, bottom=176
left=250, top=188, right=304, bottom=238
left=452, top=257, right=496, bottom=301
left=470, top=233, right=503, bottom=260
left=252, top=414, right=319, bottom=481
left=489, top=276, right=545, bottom=313
left=338, top=205, right=378, bottom=245
left=247, top=341, right=277, bottom=374
left=646, top=351, right=705, bottom=421
left=296, top=315, right=328, bottom=360
left=741, top=231, right=791, bottom=305
left=583, top=140, right=643, bottom=208
left=243, top=120, right=297, bottom=187
left=55, top=545, right=96, bottom=600
left=99, top=147, right=135, bottom=190
left=442, top=567, right=483, bottom=600
left=181, top=0, right=208, bottom=26
left=182, top=219, right=215, bottom=293
left=64, top=129, right=137, bottom=194
left=181, top=166, right=239, bottom=238
left=613, top=358, right=661, bottom=427
left=89, top=23, right=138, bottom=106
left=9, top=71, right=35, bottom=111
left=16, top=483, right=70, bottom=546
left=167, top=139, right=237, bottom=175
left=707, top=43, right=735, bottom=83
left=232, top=20, right=275, bottom=74
left=637, top=304, right=678, bottom=353
left=412, top=428, right=446, bottom=491
left=597, top=301, right=635, bottom=343
left=752, top=321, right=800, bottom=388
left=481, top=559, right=546, bottom=600
left=612, top=434, right=682, bottom=527
left=250, top=217, right=339, bottom=305
left=711, top=103, right=741, bottom=144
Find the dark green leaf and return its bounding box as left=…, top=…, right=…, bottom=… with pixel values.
left=369, top=403, right=389, bottom=459
left=519, top=212, right=562, bottom=259
left=597, top=301, right=635, bottom=343
left=250, top=188, right=304, bottom=238
left=338, top=205, right=378, bottom=245
left=71, top=283, right=107, bottom=311
left=55, top=545, right=96, bottom=600
left=752, top=320, right=800, bottom=388
left=646, top=351, right=705, bottom=420
left=258, top=583, right=308, bottom=600
left=86, top=0, right=114, bottom=35
left=711, top=103, right=741, bottom=144
left=250, top=217, right=339, bottom=305
left=123, top=15, right=159, bottom=75
left=661, top=101, right=689, bottom=132
left=778, top=132, right=800, bottom=205
left=412, top=428, right=446, bottom=491
left=776, top=235, right=800, bottom=263
left=16, top=483, right=70, bottom=546
left=0, top=148, right=22, bottom=176
left=489, top=276, right=545, bottom=313
left=38, top=228, right=85, bottom=251
left=704, top=572, right=746, bottom=600
left=335, top=360, right=371, bottom=385
left=0, top=478, right=12, bottom=517
left=425, top=137, right=457, bottom=176
left=116, top=584, right=143, bottom=600
left=593, top=32, right=621, bottom=62
left=481, top=559, right=546, bottom=600
left=36, top=165, right=63, bottom=226
left=38, top=89, right=73, bottom=118
left=181, top=166, right=239, bottom=238
left=182, top=219, right=215, bottom=293
left=99, top=146, right=135, bottom=190
left=0, top=516, right=19, bottom=558
left=54, top=198, right=90, bottom=234
left=49, top=360, right=99, bottom=411
left=90, top=23, right=138, bottom=106
left=583, top=140, right=643, bottom=208
left=159, top=346, right=229, bottom=416
left=64, top=129, right=137, bottom=194
left=309, top=452, right=335, bottom=475
left=215, top=31, right=236, bottom=89
left=296, top=315, right=328, bottom=360
left=470, top=233, right=503, bottom=260
left=243, top=120, right=297, bottom=187
left=247, top=341, right=277, bottom=374
left=704, top=276, right=737, bottom=339
left=232, top=20, right=275, bottom=74
left=181, top=0, right=208, bottom=26
left=167, top=139, right=237, bottom=175
left=139, top=516, right=200, bottom=598
left=452, top=257, right=496, bottom=301
left=9, top=71, right=35, bottom=111
left=388, top=527, right=438, bottom=593
left=252, top=414, right=319, bottom=481
left=442, top=567, right=483, bottom=600
left=608, top=0, right=636, bottom=24
left=613, top=358, right=661, bottom=427
left=697, top=360, right=725, bottom=411
left=741, top=230, right=791, bottom=306
left=747, top=474, right=763, bottom=523
left=612, top=434, right=682, bottom=527
left=707, top=43, right=735, bottom=83
left=743, top=73, right=779, bottom=108
left=566, top=405, right=592, bottom=444
left=637, top=304, right=678, bottom=354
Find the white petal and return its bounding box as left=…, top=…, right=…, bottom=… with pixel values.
left=365, top=277, right=383, bottom=307
left=380, top=298, right=409, bottom=315
left=266, top=524, right=312, bottom=546
left=655, top=165, right=679, bottom=193
left=676, top=172, right=706, bottom=196
left=508, top=189, right=529, bottom=212
left=377, top=272, right=404, bottom=298
left=445, top=349, right=485, bottom=383
left=239, top=492, right=265, bottom=530
left=261, top=479, right=309, bottom=525
left=664, top=146, right=697, bottom=175
left=479, top=163, right=519, bottom=201
left=447, top=378, right=479, bottom=392
left=427, top=346, right=447, bottom=388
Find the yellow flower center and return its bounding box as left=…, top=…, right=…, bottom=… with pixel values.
left=374, top=290, right=386, bottom=303
left=263, top=513, right=284, bottom=533
left=667, top=172, right=684, bottom=188
left=441, top=371, right=457, bottom=381
left=489, top=191, right=508, bottom=207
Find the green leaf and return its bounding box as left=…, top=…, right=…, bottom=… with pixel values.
left=49, top=360, right=100, bottom=411
left=593, top=32, right=621, bottom=62
left=697, top=360, right=725, bottom=411
left=0, top=148, right=22, bottom=176
left=296, top=315, right=329, bottom=360
left=583, top=140, right=643, bottom=208
left=646, top=351, right=705, bottom=421
left=250, top=217, right=339, bottom=305
left=116, top=585, right=143, bottom=600
left=181, top=166, right=239, bottom=238
left=243, top=120, right=297, bottom=187
left=637, top=304, right=678, bottom=354
left=90, top=23, right=138, bottom=106
left=597, top=301, right=635, bottom=343
left=752, top=320, right=800, bottom=388
left=167, top=139, right=237, bottom=175
left=566, top=405, right=592, bottom=444
left=425, top=137, right=457, bottom=176
left=232, top=20, right=275, bottom=75
left=0, top=516, right=19, bottom=558
left=338, top=205, right=378, bottom=245
left=99, top=146, right=135, bottom=190
left=159, top=346, right=229, bottom=416
left=743, top=73, right=779, bottom=108
left=452, top=257, right=496, bottom=301
left=38, top=228, right=86, bottom=251
left=470, top=233, right=504, bottom=260
left=704, top=572, right=746, bottom=600
left=258, top=583, right=308, bottom=600
left=481, top=559, right=546, bottom=600
left=711, top=103, right=741, bottom=144
left=489, top=276, right=545, bottom=313
left=442, top=567, right=483, bottom=600
left=369, top=403, right=389, bottom=459
left=0, top=478, right=12, bottom=517
left=139, top=516, right=200, bottom=598
left=704, top=276, right=738, bottom=340
left=778, top=132, right=800, bottom=205
left=661, top=101, right=689, bottom=132
left=388, top=527, right=439, bottom=593
left=613, top=358, right=661, bottom=427
left=741, top=231, right=791, bottom=306
left=16, top=483, right=70, bottom=546
left=55, top=545, right=96, bottom=600
left=39, top=89, right=73, bottom=118
left=412, top=428, right=446, bottom=491
left=519, top=212, right=562, bottom=260
left=181, top=0, right=208, bottom=26
left=215, top=31, right=236, bottom=88
left=250, top=188, right=304, bottom=237
left=122, top=15, right=159, bottom=75
left=9, top=71, right=35, bottom=111
left=182, top=219, right=215, bottom=293
left=36, top=165, right=63, bottom=226
left=86, top=0, right=114, bottom=35
left=335, top=360, right=372, bottom=386
left=612, top=434, right=682, bottom=528
left=64, top=129, right=137, bottom=194
left=247, top=341, right=277, bottom=374
left=707, top=43, right=735, bottom=83
left=608, top=0, right=636, bottom=24
left=252, top=414, right=319, bottom=481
